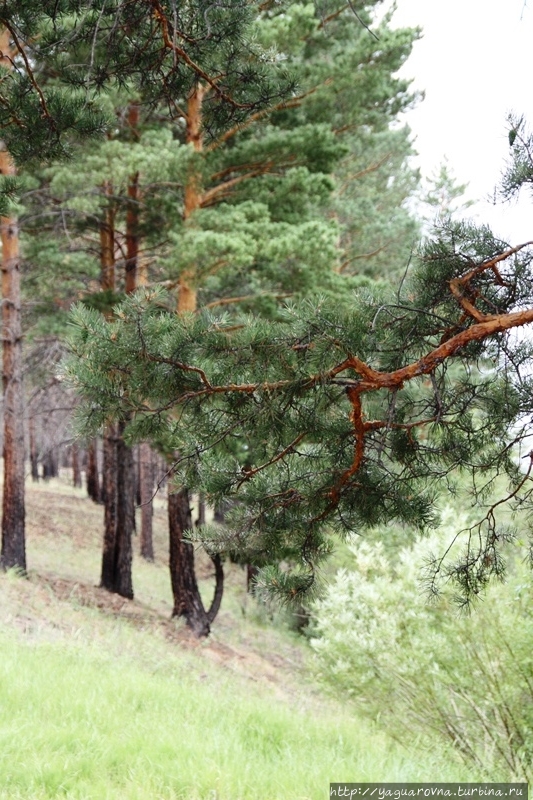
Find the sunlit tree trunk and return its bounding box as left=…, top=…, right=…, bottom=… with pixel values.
left=167, top=84, right=224, bottom=634
left=178, top=83, right=205, bottom=313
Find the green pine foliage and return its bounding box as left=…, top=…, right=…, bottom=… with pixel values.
left=66, top=218, right=533, bottom=603
left=18, top=2, right=422, bottom=334
left=501, top=114, right=533, bottom=201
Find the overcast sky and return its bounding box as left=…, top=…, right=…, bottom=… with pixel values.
left=386, top=0, right=533, bottom=242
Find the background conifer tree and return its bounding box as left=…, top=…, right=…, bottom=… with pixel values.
left=14, top=1, right=422, bottom=626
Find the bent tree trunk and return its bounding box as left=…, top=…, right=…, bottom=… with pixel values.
left=168, top=486, right=224, bottom=637
left=0, top=140, right=25, bottom=572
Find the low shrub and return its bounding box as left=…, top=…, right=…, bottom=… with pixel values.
left=311, top=506, right=533, bottom=779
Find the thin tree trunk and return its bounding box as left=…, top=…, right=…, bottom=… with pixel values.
left=247, top=564, right=259, bottom=594
left=100, top=181, right=115, bottom=292
left=207, top=553, right=224, bottom=624
left=100, top=421, right=134, bottom=598
left=72, top=443, right=82, bottom=488
left=0, top=29, right=25, bottom=572
left=29, top=414, right=39, bottom=482
left=96, top=166, right=135, bottom=597
left=178, top=83, right=205, bottom=313
left=213, top=503, right=226, bottom=524
left=100, top=424, right=118, bottom=591
left=196, top=493, right=206, bottom=527
left=135, top=445, right=141, bottom=506
left=86, top=438, right=100, bottom=503
left=114, top=422, right=134, bottom=598
left=167, top=84, right=220, bottom=632
left=139, top=441, right=154, bottom=561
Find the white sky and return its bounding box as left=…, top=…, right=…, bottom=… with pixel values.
left=387, top=0, right=533, bottom=243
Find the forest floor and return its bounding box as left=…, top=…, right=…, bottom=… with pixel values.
left=0, top=474, right=478, bottom=799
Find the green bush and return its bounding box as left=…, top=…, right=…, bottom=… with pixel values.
left=311, top=506, right=533, bottom=779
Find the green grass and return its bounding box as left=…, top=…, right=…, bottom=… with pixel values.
left=0, top=475, right=482, bottom=798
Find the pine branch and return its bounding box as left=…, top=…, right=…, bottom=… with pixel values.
left=203, top=292, right=292, bottom=310
left=2, top=21, right=58, bottom=136
left=148, top=0, right=255, bottom=110
left=204, top=85, right=328, bottom=153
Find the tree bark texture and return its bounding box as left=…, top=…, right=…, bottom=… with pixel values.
left=100, top=422, right=134, bottom=598
left=42, top=448, right=58, bottom=480
left=100, top=181, right=115, bottom=292
left=101, top=424, right=117, bottom=590
left=168, top=485, right=224, bottom=637
left=29, top=414, right=39, bottom=482
left=114, top=424, right=134, bottom=598
left=178, top=83, right=205, bottom=313
left=139, top=441, right=154, bottom=561
left=0, top=33, right=25, bottom=571
left=86, top=438, right=100, bottom=503
left=71, top=443, right=82, bottom=488
left=246, top=564, right=259, bottom=594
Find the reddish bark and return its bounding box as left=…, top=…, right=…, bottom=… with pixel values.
left=100, top=181, right=115, bottom=292
left=0, top=29, right=25, bottom=572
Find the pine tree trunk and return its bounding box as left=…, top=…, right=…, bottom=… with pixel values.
left=179, top=83, right=205, bottom=312
left=96, top=168, right=134, bottom=596
left=246, top=564, right=259, bottom=594
left=42, top=448, right=58, bottom=480
left=100, top=422, right=134, bottom=598
left=86, top=438, right=100, bottom=503
left=114, top=423, right=134, bottom=598
left=135, top=445, right=142, bottom=506
left=168, top=485, right=224, bottom=637
left=196, top=493, right=206, bottom=527
left=101, top=424, right=117, bottom=590
left=72, top=443, right=82, bottom=488
left=213, top=502, right=226, bottom=524
left=0, top=71, right=25, bottom=571
left=100, top=181, right=115, bottom=292
left=166, top=84, right=220, bottom=634
left=168, top=486, right=210, bottom=636
left=29, top=414, right=39, bottom=482
left=139, top=441, right=154, bottom=561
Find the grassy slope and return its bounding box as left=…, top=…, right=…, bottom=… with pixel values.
left=0, top=475, right=479, bottom=799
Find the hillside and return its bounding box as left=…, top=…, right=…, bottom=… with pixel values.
left=0, top=474, right=478, bottom=799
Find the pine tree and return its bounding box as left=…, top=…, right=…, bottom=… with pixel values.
left=2, top=0, right=297, bottom=604
left=67, top=219, right=533, bottom=608
left=1, top=0, right=421, bottom=624
left=0, top=3, right=107, bottom=571
left=17, top=1, right=420, bottom=626
left=0, top=29, right=25, bottom=570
